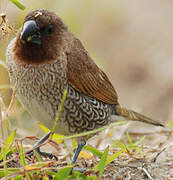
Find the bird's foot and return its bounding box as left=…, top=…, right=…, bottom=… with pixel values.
left=70, top=141, right=87, bottom=174
left=27, top=147, right=58, bottom=160
left=72, top=167, right=86, bottom=173
left=72, top=141, right=86, bottom=164
left=27, top=132, right=58, bottom=160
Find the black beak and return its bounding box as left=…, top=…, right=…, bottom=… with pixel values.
left=20, top=20, right=41, bottom=45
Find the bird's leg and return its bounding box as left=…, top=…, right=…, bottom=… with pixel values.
left=32, top=131, right=52, bottom=149
left=28, top=132, right=58, bottom=160
left=70, top=140, right=87, bottom=174
left=72, top=140, right=86, bottom=164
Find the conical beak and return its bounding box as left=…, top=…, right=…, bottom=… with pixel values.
left=20, top=20, right=41, bottom=45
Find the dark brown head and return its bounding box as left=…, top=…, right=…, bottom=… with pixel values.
left=14, top=9, right=69, bottom=64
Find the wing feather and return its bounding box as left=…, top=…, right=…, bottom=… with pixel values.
left=66, top=38, right=118, bottom=105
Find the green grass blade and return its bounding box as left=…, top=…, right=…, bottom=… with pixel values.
left=46, top=171, right=57, bottom=176
left=3, top=155, right=8, bottom=180
left=4, top=130, right=16, bottom=148
left=94, top=146, right=109, bottom=177
left=126, top=132, right=133, bottom=144
left=51, top=89, right=68, bottom=136
left=0, top=130, right=16, bottom=161
left=112, top=140, right=127, bottom=150
left=10, top=0, right=26, bottom=10
left=134, top=136, right=145, bottom=146
left=106, top=150, right=124, bottom=165
left=0, top=168, right=20, bottom=178
left=72, top=139, right=78, bottom=149
left=83, top=145, right=103, bottom=158
left=19, top=142, right=27, bottom=166
left=34, top=150, right=43, bottom=162
left=38, top=123, right=50, bottom=133
left=14, top=175, right=24, bottom=180
left=38, top=123, right=64, bottom=143
left=54, top=121, right=127, bottom=142
left=87, top=176, right=98, bottom=180
left=69, top=171, right=87, bottom=180
left=53, top=166, right=73, bottom=180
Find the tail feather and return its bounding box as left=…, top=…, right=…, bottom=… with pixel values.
left=115, top=105, right=164, bottom=127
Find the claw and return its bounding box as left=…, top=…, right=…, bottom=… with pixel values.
left=26, top=132, right=58, bottom=160
left=36, top=147, right=58, bottom=160
left=72, top=167, right=86, bottom=173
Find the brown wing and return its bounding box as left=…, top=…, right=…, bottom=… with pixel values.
left=66, top=38, right=118, bottom=105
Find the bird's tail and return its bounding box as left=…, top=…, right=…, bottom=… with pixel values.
left=115, top=105, right=164, bottom=127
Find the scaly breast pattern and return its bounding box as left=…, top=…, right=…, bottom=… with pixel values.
left=6, top=38, right=114, bottom=136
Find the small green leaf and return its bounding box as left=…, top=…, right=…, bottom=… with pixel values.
left=106, top=150, right=124, bottom=165
left=38, top=123, right=64, bottom=143
left=69, top=171, right=87, bottom=180
left=112, top=140, right=127, bottom=151
left=10, top=0, right=26, bottom=10
left=52, top=133, right=64, bottom=144
left=113, top=134, right=145, bottom=154
left=94, top=146, right=109, bottom=177
left=83, top=145, right=103, bottom=158
left=53, top=166, right=73, bottom=180
left=38, top=123, right=50, bottom=133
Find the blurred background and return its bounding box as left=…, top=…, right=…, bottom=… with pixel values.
left=0, top=0, right=173, bottom=140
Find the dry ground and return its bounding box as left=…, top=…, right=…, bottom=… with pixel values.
left=3, top=123, right=173, bottom=180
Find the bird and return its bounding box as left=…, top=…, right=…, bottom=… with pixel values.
left=6, top=9, right=164, bottom=163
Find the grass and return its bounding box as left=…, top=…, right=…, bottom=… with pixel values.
left=0, top=121, right=145, bottom=179
left=9, top=0, right=26, bottom=10
left=0, top=76, right=146, bottom=179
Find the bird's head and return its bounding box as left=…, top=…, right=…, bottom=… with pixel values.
left=14, top=9, right=69, bottom=64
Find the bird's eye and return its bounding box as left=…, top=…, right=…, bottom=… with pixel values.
left=46, top=25, right=54, bottom=34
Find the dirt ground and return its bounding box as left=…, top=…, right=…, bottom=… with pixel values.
left=4, top=122, right=173, bottom=180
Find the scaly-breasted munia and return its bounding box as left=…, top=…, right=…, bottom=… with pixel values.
left=6, top=9, right=163, bottom=163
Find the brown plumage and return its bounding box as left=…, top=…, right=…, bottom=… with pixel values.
left=6, top=9, right=164, bottom=162
left=66, top=38, right=118, bottom=105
